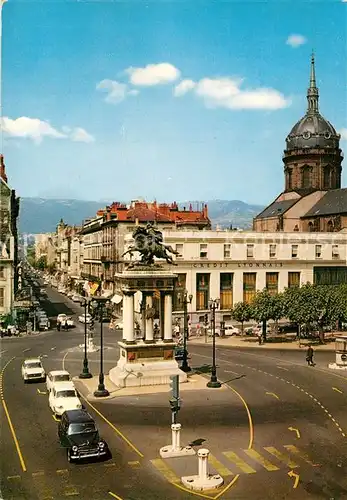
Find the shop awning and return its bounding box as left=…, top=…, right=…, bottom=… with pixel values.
left=111, top=294, right=123, bottom=304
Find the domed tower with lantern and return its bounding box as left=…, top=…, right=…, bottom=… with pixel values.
left=254, top=54, right=347, bottom=233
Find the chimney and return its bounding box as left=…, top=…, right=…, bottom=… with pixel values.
left=0, top=155, right=8, bottom=183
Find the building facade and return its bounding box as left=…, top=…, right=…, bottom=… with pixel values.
left=253, top=54, right=346, bottom=233
left=134, top=229, right=347, bottom=324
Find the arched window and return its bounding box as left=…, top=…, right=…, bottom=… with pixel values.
left=327, top=220, right=334, bottom=232
left=287, top=169, right=293, bottom=189
left=308, top=222, right=314, bottom=232
left=301, top=166, right=311, bottom=188
left=293, top=225, right=299, bottom=232
left=323, top=167, right=331, bottom=189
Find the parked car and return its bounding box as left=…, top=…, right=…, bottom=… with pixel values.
left=21, top=358, right=46, bottom=383
left=278, top=322, right=298, bottom=333
left=78, top=314, right=93, bottom=324
left=58, top=409, right=109, bottom=463
left=49, top=382, right=82, bottom=416
left=207, top=324, right=241, bottom=337
left=58, top=286, right=65, bottom=294
left=38, top=317, right=50, bottom=330
left=72, top=294, right=82, bottom=302
left=174, top=346, right=190, bottom=361
left=47, top=370, right=72, bottom=392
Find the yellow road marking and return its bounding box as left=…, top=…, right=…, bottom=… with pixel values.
left=209, top=454, right=234, bottom=477
left=288, top=426, right=301, bottom=439
left=284, top=445, right=320, bottom=467
left=223, top=451, right=256, bottom=474
left=224, top=384, right=254, bottom=449
left=37, top=388, right=47, bottom=395
left=32, top=471, right=45, bottom=477
left=288, top=470, right=300, bottom=488
left=7, top=475, right=21, bottom=480
left=62, top=352, right=70, bottom=371
left=264, top=447, right=299, bottom=468
left=151, top=459, right=180, bottom=483
left=128, top=460, right=140, bottom=467
left=2, top=399, right=27, bottom=472
left=80, top=395, right=144, bottom=458
left=265, top=391, right=280, bottom=400
left=332, top=387, right=343, bottom=394
left=52, top=415, right=60, bottom=422
left=109, top=493, right=123, bottom=500
left=244, top=449, right=279, bottom=471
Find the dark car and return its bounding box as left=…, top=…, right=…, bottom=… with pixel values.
left=58, top=409, right=109, bottom=462
left=174, top=346, right=190, bottom=361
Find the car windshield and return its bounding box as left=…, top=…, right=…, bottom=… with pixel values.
left=68, top=423, right=96, bottom=435
left=26, top=362, right=42, bottom=368
left=57, top=390, right=76, bottom=398
left=54, top=375, right=70, bottom=382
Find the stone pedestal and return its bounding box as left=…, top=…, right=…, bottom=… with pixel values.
left=109, top=266, right=187, bottom=388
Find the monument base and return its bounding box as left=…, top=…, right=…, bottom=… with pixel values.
left=328, top=363, right=347, bottom=370
left=181, top=475, right=224, bottom=491
left=109, top=341, right=187, bottom=388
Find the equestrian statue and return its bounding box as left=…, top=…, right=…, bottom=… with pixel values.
left=122, top=223, right=179, bottom=266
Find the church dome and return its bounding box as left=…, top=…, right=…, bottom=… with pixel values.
left=285, top=54, right=341, bottom=151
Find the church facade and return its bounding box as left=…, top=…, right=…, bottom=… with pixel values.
left=253, top=55, right=346, bottom=233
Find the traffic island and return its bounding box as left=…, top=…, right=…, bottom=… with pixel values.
left=181, top=449, right=224, bottom=491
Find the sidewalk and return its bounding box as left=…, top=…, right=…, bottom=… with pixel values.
left=188, top=334, right=338, bottom=351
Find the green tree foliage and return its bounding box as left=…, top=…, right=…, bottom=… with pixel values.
left=35, top=255, right=47, bottom=270
left=231, top=302, right=253, bottom=335
left=250, top=289, right=284, bottom=341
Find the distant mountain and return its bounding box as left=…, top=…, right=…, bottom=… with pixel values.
left=18, top=197, right=264, bottom=234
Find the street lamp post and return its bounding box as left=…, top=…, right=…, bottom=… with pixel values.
left=207, top=298, right=221, bottom=388
left=180, top=290, right=193, bottom=373
left=92, top=297, right=110, bottom=397
left=79, top=298, right=92, bottom=379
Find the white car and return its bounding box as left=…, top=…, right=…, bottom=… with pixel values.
left=57, top=314, right=74, bottom=327
left=46, top=370, right=71, bottom=392
left=72, top=294, right=82, bottom=302
left=49, top=382, right=82, bottom=417
left=78, top=313, right=93, bottom=324
left=208, top=324, right=241, bottom=337
left=22, top=358, right=46, bottom=383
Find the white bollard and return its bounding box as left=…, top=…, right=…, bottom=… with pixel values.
left=171, top=423, right=181, bottom=451
left=198, top=449, right=209, bottom=480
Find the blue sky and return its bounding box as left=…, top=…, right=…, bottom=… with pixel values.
left=3, top=0, right=347, bottom=205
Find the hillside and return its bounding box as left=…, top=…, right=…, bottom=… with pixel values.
left=18, top=197, right=264, bottom=234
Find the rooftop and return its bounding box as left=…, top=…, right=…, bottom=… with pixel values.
left=303, top=188, right=347, bottom=217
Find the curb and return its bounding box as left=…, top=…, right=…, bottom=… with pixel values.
left=188, top=340, right=336, bottom=352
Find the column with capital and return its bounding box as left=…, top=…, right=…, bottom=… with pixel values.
left=145, top=294, right=154, bottom=343
left=163, top=293, right=173, bottom=342
left=123, top=292, right=135, bottom=344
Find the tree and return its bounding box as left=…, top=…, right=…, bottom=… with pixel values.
left=35, top=255, right=47, bottom=270
left=250, top=289, right=284, bottom=342
left=231, top=302, right=253, bottom=335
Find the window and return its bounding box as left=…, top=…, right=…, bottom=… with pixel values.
left=332, top=245, right=339, bottom=259
left=308, top=222, right=314, bottom=232
left=293, top=225, right=299, bottom=232
left=327, top=220, right=334, bottom=232
left=243, top=273, right=256, bottom=303
left=223, top=244, right=231, bottom=259
left=288, top=272, right=300, bottom=288
left=323, top=167, right=331, bottom=189
left=200, top=244, right=208, bottom=259
left=266, top=272, right=278, bottom=295
left=220, top=273, right=233, bottom=310
left=173, top=274, right=186, bottom=311
left=196, top=273, right=210, bottom=310
left=0, top=288, right=4, bottom=308
left=291, top=245, right=298, bottom=258
left=287, top=169, right=292, bottom=189
left=175, top=244, right=183, bottom=258
left=302, top=166, right=311, bottom=188
left=269, top=244, right=276, bottom=258
left=246, top=244, right=254, bottom=259
left=315, top=245, right=322, bottom=258
left=314, top=266, right=347, bottom=285
left=0, top=266, right=4, bottom=279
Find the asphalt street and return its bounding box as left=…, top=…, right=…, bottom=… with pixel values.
left=1, top=282, right=347, bottom=500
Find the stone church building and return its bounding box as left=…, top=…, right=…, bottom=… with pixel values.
left=253, top=54, right=346, bottom=233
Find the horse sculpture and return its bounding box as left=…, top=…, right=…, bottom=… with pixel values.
left=122, top=224, right=179, bottom=266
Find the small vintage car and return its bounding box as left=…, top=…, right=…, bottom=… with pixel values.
left=49, top=382, right=82, bottom=417
left=46, top=370, right=72, bottom=392
left=21, top=358, right=46, bottom=383
left=58, top=409, right=109, bottom=462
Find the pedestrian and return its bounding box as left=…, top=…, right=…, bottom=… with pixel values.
left=257, top=330, right=262, bottom=345
left=57, top=321, right=61, bottom=332
left=306, top=344, right=315, bottom=366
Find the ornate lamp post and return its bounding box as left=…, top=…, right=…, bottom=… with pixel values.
left=180, top=290, right=193, bottom=373
left=92, top=297, right=110, bottom=397
left=207, top=298, right=221, bottom=388
left=79, top=298, right=92, bottom=379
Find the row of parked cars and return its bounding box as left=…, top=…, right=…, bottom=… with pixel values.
left=21, top=358, right=109, bottom=463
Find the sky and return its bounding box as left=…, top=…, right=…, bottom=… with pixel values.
left=2, top=0, right=347, bottom=205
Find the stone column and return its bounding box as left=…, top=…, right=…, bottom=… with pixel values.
left=123, top=292, right=135, bottom=344
left=145, top=294, right=154, bottom=343
left=164, top=293, right=173, bottom=342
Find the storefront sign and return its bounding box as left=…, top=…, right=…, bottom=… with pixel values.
left=193, top=262, right=283, bottom=269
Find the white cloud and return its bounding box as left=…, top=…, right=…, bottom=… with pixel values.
left=192, top=77, right=290, bottom=110
left=286, top=34, right=307, bottom=48
left=339, top=128, right=347, bottom=139
left=173, top=79, right=196, bottom=97
left=1, top=116, right=95, bottom=144
left=126, top=63, right=180, bottom=86
left=70, top=127, right=95, bottom=143
left=96, top=79, right=138, bottom=104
